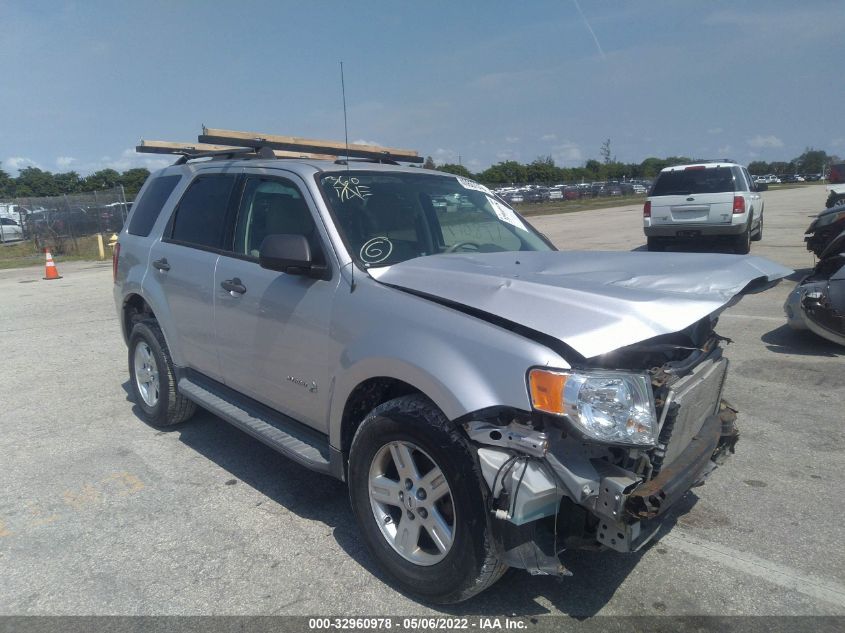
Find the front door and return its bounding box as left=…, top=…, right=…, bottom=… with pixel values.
left=213, top=172, right=339, bottom=432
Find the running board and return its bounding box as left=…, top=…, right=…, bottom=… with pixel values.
left=177, top=374, right=335, bottom=476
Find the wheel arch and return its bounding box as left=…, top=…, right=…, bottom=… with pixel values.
left=122, top=293, right=157, bottom=343
left=337, top=377, right=429, bottom=460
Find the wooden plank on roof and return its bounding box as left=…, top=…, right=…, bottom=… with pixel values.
left=136, top=140, right=335, bottom=160
left=198, top=127, right=423, bottom=163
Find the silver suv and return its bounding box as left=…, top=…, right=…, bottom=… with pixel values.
left=114, top=151, right=788, bottom=603
left=644, top=161, right=766, bottom=253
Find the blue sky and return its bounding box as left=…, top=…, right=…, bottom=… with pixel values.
left=1, top=0, right=843, bottom=176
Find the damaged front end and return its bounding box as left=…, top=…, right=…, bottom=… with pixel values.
left=463, top=322, right=741, bottom=577
left=785, top=230, right=845, bottom=346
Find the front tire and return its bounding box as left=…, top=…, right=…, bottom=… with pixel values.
left=348, top=395, right=506, bottom=604
left=128, top=320, right=196, bottom=427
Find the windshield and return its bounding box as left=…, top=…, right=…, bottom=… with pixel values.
left=317, top=171, right=552, bottom=267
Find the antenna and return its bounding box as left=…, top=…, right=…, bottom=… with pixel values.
left=340, top=61, right=350, bottom=167
left=340, top=61, right=356, bottom=293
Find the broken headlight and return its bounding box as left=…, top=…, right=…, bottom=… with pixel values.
left=528, top=368, right=657, bottom=446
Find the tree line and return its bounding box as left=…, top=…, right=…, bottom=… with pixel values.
left=0, top=165, right=151, bottom=199
left=1, top=146, right=838, bottom=199
left=426, top=147, right=839, bottom=185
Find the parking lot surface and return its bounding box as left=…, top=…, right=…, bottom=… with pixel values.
left=0, top=184, right=843, bottom=616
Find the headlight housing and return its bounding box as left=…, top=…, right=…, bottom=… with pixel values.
left=528, top=368, right=657, bottom=446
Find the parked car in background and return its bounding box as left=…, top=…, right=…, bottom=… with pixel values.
left=564, top=186, right=581, bottom=200
left=825, top=162, right=845, bottom=208
left=0, top=217, right=24, bottom=243
left=643, top=161, right=765, bottom=253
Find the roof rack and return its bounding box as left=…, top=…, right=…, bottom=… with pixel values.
left=137, top=128, right=423, bottom=165
left=197, top=126, right=423, bottom=163
left=334, top=157, right=400, bottom=166
left=136, top=140, right=336, bottom=162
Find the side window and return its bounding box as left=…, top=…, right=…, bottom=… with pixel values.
left=732, top=167, right=749, bottom=192
left=127, top=175, right=181, bottom=237
left=232, top=177, right=321, bottom=260
left=743, top=168, right=756, bottom=192
left=169, top=174, right=237, bottom=249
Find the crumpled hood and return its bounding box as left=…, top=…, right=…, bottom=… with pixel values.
left=376, top=251, right=791, bottom=358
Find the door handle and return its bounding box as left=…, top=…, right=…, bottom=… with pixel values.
left=152, top=258, right=170, bottom=272
left=221, top=278, right=247, bottom=295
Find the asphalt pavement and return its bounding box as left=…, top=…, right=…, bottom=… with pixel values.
left=0, top=184, right=842, bottom=616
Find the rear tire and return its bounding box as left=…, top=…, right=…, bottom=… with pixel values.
left=646, top=237, right=663, bottom=252
left=734, top=224, right=751, bottom=254
left=128, top=320, right=196, bottom=427
left=348, top=395, right=506, bottom=604
left=751, top=214, right=763, bottom=241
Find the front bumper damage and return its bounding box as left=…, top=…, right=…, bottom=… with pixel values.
left=784, top=253, right=845, bottom=346
left=466, top=396, right=740, bottom=576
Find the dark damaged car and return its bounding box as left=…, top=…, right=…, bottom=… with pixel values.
left=786, top=227, right=845, bottom=346
left=114, top=158, right=790, bottom=603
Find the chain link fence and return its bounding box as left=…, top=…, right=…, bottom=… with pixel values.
left=0, top=187, right=130, bottom=254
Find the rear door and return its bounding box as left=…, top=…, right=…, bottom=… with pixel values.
left=648, top=166, right=736, bottom=226
left=147, top=171, right=240, bottom=382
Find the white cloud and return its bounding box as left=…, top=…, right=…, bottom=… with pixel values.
left=352, top=138, right=383, bottom=147
left=433, top=148, right=458, bottom=164
left=496, top=149, right=518, bottom=161
left=747, top=135, right=783, bottom=149
left=3, top=157, right=40, bottom=174
left=551, top=141, right=583, bottom=165
left=505, top=136, right=520, bottom=144
left=540, top=133, right=557, bottom=142
left=707, top=128, right=723, bottom=135
left=56, top=156, right=76, bottom=170
left=717, top=145, right=733, bottom=156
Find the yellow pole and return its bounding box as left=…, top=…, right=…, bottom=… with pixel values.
left=96, top=233, right=105, bottom=260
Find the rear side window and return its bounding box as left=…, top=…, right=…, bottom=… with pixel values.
left=169, top=175, right=237, bottom=249
left=127, top=175, right=181, bottom=237
left=650, top=167, right=736, bottom=196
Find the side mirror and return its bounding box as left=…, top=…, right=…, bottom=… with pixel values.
left=259, top=234, right=313, bottom=274
left=756, top=183, right=768, bottom=192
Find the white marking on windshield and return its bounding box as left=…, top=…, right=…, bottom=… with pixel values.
left=360, top=237, right=393, bottom=264
left=324, top=175, right=372, bottom=201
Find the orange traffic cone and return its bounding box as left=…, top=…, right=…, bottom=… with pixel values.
left=43, top=249, right=62, bottom=280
